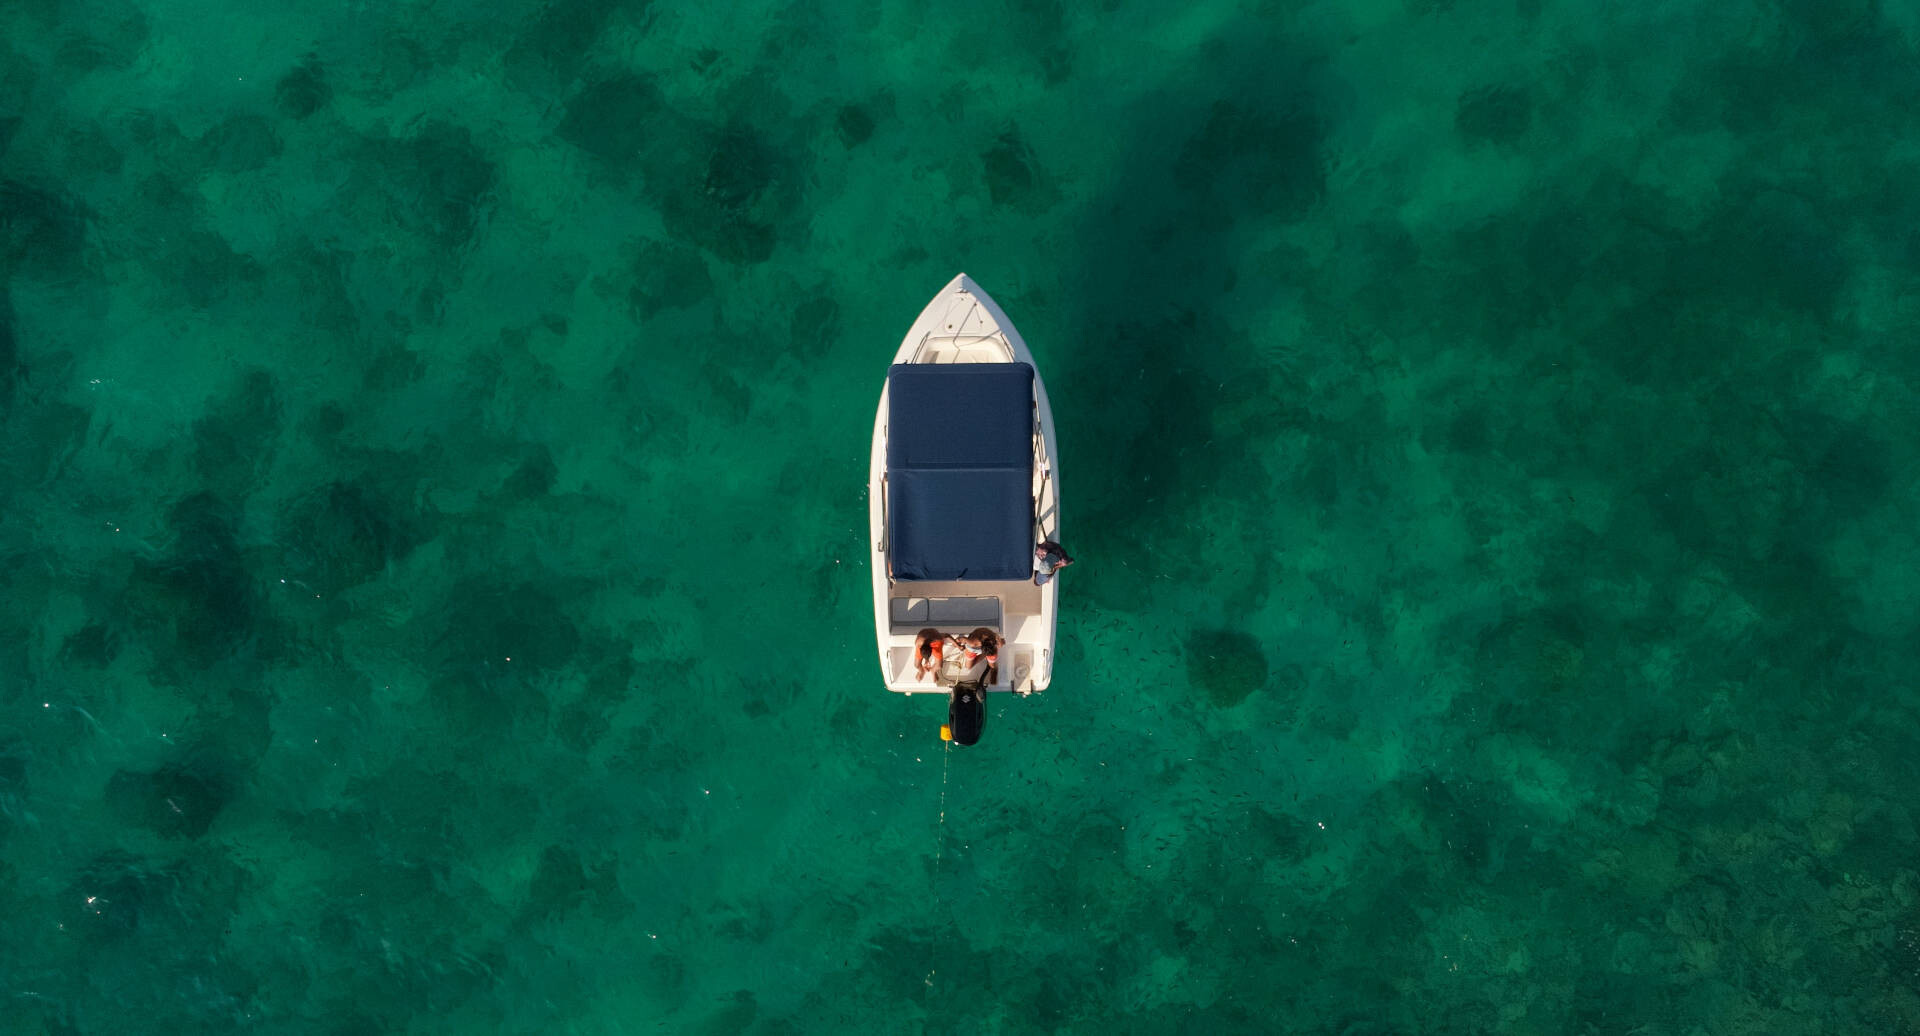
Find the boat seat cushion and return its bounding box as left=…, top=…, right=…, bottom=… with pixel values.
left=890, top=596, right=1002, bottom=633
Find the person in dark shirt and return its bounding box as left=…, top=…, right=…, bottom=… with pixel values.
left=1034, top=541, right=1074, bottom=586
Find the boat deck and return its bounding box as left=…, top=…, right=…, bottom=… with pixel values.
left=914, top=335, right=1009, bottom=364
left=882, top=638, right=1039, bottom=694
left=881, top=577, right=1045, bottom=693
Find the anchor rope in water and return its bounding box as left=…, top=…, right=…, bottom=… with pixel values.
left=924, top=741, right=953, bottom=996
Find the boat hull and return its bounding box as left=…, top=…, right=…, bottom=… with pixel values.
left=869, top=275, right=1059, bottom=695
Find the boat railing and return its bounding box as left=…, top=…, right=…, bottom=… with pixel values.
left=1032, top=426, right=1054, bottom=539
left=1034, top=471, right=1054, bottom=540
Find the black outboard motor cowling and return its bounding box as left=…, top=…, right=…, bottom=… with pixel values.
left=948, top=681, right=986, bottom=746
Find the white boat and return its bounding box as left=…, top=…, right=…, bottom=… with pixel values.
left=868, top=275, right=1061, bottom=740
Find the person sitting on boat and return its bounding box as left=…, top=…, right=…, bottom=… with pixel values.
left=912, top=628, right=947, bottom=680
left=961, top=629, right=999, bottom=684
left=1034, top=541, right=1075, bottom=586
left=958, top=631, right=987, bottom=667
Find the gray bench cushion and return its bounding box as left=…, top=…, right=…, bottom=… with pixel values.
left=889, top=596, right=1002, bottom=633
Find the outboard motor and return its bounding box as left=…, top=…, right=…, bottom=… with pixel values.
left=945, top=680, right=986, bottom=746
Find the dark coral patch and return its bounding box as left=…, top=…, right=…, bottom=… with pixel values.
left=503, top=0, right=624, bottom=96
left=278, top=480, right=426, bottom=592
left=196, top=113, right=281, bottom=172
left=558, top=74, right=667, bottom=162
left=0, top=284, right=18, bottom=405
left=835, top=104, right=875, bottom=147
left=1455, top=84, right=1533, bottom=146
left=983, top=130, right=1041, bottom=206
left=124, top=492, right=263, bottom=669
left=192, top=369, right=281, bottom=490
left=105, top=763, right=232, bottom=838
left=502, top=444, right=558, bottom=497
left=62, top=851, right=159, bottom=945
left=522, top=845, right=628, bottom=922
left=1174, top=100, right=1327, bottom=224
left=627, top=238, right=712, bottom=318
left=1186, top=629, right=1269, bottom=707
left=434, top=579, right=582, bottom=680
left=52, top=0, right=149, bottom=74
left=352, top=123, right=497, bottom=248
left=0, top=180, right=90, bottom=277
left=702, top=127, right=777, bottom=212
left=275, top=55, right=332, bottom=119
left=789, top=295, right=839, bottom=361
left=61, top=623, right=120, bottom=667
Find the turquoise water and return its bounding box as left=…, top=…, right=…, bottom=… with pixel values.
left=5, top=0, right=1920, bottom=1031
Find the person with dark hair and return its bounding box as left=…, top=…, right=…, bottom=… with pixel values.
left=1034, top=541, right=1074, bottom=586
left=912, top=628, right=947, bottom=681
left=960, top=628, right=1000, bottom=685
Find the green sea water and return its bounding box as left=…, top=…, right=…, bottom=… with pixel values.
left=5, top=0, right=1920, bottom=1031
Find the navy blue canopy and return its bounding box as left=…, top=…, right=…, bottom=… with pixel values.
left=887, top=363, right=1035, bottom=581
